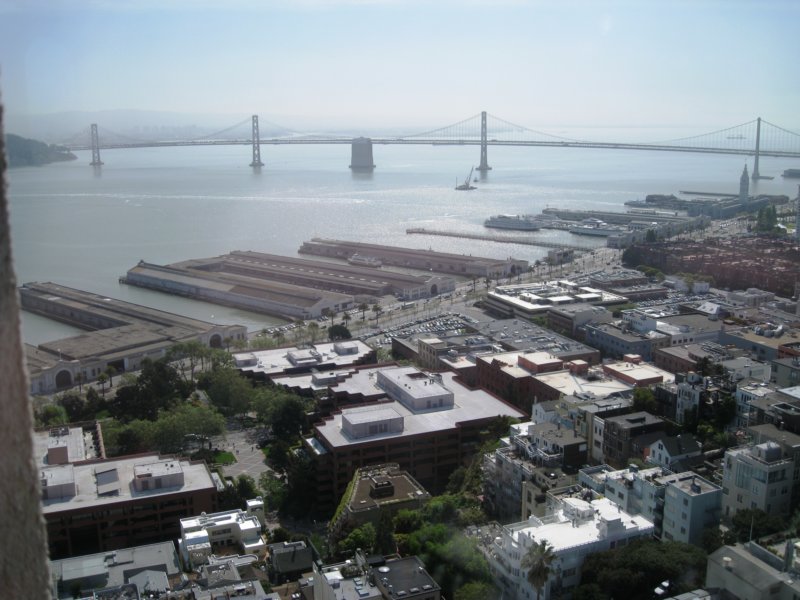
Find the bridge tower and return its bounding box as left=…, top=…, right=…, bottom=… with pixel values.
left=249, top=115, right=264, bottom=167
left=349, top=137, right=375, bottom=170
left=477, top=111, right=492, bottom=172
left=90, top=124, right=103, bottom=166
left=752, top=117, right=761, bottom=179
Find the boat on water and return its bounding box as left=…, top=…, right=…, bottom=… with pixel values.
left=455, top=167, right=477, bottom=190
left=484, top=214, right=542, bottom=231
left=347, top=254, right=382, bottom=268
left=568, top=218, right=627, bottom=237
left=782, top=168, right=800, bottom=179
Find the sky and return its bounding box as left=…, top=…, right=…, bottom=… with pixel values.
left=0, top=0, right=798, bottom=133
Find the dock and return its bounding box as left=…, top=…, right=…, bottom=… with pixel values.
left=405, top=228, right=590, bottom=251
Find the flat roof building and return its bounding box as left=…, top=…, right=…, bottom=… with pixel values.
left=50, top=541, right=181, bottom=599
left=234, top=340, right=376, bottom=380
left=482, top=497, right=654, bottom=600
left=179, top=502, right=266, bottom=568
left=304, top=366, right=526, bottom=512
left=42, top=454, right=218, bottom=559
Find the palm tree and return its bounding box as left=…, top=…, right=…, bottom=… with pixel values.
left=371, top=303, right=383, bottom=326
left=97, top=373, right=108, bottom=396
left=104, top=365, right=117, bottom=388
left=520, top=539, right=555, bottom=599
left=358, top=302, right=369, bottom=321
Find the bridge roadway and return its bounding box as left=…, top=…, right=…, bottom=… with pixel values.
left=65, top=137, right=800, bottom=158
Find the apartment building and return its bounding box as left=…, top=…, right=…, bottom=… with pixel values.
left=483, top=497, right=654, bottom=600
left=304, top=366, right=525, bottom=513
left=721, top=442, right=794, bottom=520
left=179, top=502, right=266, bottom=568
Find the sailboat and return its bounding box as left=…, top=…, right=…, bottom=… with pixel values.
left=455, top=167, right=477, bottom=190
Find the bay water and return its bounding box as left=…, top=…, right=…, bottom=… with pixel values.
left=8, top=139, right=799, bottom=344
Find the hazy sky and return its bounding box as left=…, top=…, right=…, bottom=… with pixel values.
left=1, top=0, right=798, bottom=130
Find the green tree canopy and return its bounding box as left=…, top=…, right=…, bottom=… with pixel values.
left=632, top=387, right=658, bottom=413
left=203, top=367, right=253, bottom=417
left=574, top=539, right=707, bottom=600
left=327, top=323, right=352, bottom=340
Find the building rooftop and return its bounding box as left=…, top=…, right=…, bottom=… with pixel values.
left=50, top=541, right=180, bottom=598
left=533, top=368, right=633, bottom=399
left=655, top=471, right=721, bottom=496
left=40, top=454, right=215, bottom=514
left=603, top=361, right=674, bottom=385
left=312, top=367, right=525, bottom=449
left=604, top=411, right=664, bottom=431
left=345, top=465, right=431, bottom=514
left=235, top=340, right=374, bottom=378
left=503, top=497, right=654, bottom=554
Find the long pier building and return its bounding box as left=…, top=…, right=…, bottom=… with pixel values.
left=123, top=251, right=456, bottom=319
left=20, top=282, right=246, bottom=394
left=298, top=238, right=528, bottom=278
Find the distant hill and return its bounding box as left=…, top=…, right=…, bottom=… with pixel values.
left=4, top=133, right=77, bottom=167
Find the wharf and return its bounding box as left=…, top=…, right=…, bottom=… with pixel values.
left=542, top=208, right=692, bottom=224
left=405, top=228, right=589, bottom=252
left=679, top=190, right=738, bottom=197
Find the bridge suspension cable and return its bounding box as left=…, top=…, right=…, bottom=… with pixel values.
left=397, top=113, right=483, bottom=140
left=188, top=117, right=252, bottom=141
left=485, top=113, right=584, bottom=143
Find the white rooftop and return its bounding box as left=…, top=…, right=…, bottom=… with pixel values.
left=314, top=369, right=525, bottom=448
left=505, top=497, right=654, bottom=554
left=234, top=340, right=373, bottom=378
left=41, top=454, right=215, bottom=514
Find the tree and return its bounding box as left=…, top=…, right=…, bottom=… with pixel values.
left=97, top=373, right=109, bottom=396
left=358, top=303, right=369, bottom=321
left=632, top=387, right=658, bottom=414
left=219, top=474, right=260, bottom=511
left=37, top=403, right=68, bottom=427
left=104, top=365, right=117, bottom=388
left=394, top=509, right=424, bottom=534
left=266, top=394, right=307, bottom=440
left=574, top=539, right=707, bottom=599
left=371, top=303, right=383, bottom=326
left=520, top=539, right=555, bottom=598
left=259, top=472, right=287, bottom=511
left=58, top=392, right=86, bottom=422
left=307, top=321, right=320, bottom=344
left=730, top=508, right=784, bottom=542
left=454, top=582, right=497, bottom=600
left=167, top=340, right=209, bottom=383
left=74, top=372, right=85, bottom=393
left=338, top=523, right=377, bottom=556
left=204, top=367, right=253, bottom=417
left=327, top=323, right=352, bottom=341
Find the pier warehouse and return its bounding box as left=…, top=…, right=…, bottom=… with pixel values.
left=299, top=238, right=528, bottom=278
left=123, top=250, right=455, bottom=317
left=20, top=282, right=246, bottom=394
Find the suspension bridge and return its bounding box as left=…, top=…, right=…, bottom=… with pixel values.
left=60, top=111, right=800, bottom=178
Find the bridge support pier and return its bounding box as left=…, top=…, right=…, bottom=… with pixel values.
left=349, top=137, right=375, bottom=170
left=477, top=111, right=492, bottom=172
left=90, top=124, right=103, bottom=166
left=752, top=117, right=761, bottom=179
left=250, top=115, right=264, bottom=167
